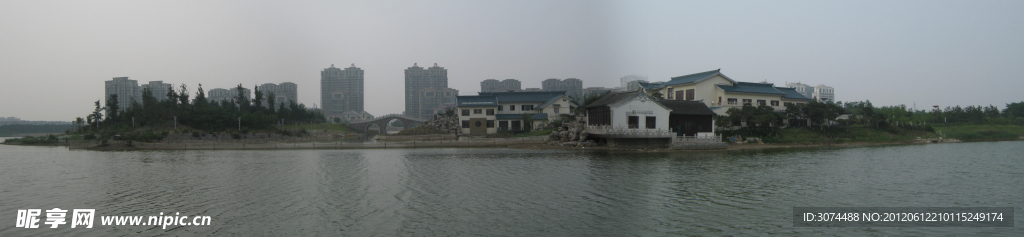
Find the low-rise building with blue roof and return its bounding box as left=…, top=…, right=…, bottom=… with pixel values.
left=455, top=91, right=578, bottom=135
left=641, top=69, right=816, bottom=118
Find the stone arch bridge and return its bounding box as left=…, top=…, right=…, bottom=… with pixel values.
left=348, top=114, right=427, bottom=134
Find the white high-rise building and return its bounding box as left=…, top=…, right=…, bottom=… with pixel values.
left=785, top=82, right=814, bottom=99
left=322, top=64, right=364, bottom=117
left=259, top=82, right=298, bottom=107
left=141, top=81, right=172, bottom=101
left=104, top=77, right=141, bottom=111
left=812, top=85, right=835, bottom=102
left=620, top=75, right=648, bottom=88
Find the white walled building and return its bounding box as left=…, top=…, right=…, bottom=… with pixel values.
left=813, top=85, right=835, bottom=102
left=639, top=69, right=817, bottom=116
left=141, top=81, right=172, bottom=101
left=455, top=91, right=577, bottom=135
left=258, top=82, right=298, bottom=107
left=208, top=87, right=251, bottom=104
left=785, top=82, right=814, bottom=99
left=620, top=75, right=648, bottom=88
left=104, top=77, right=141, bottom=111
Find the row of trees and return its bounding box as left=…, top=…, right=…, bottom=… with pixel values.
left=717, top=100, right=1024, bottom=131
left=841, top=101, right=1024, bottom=126
left=717, top=101, right=847, bottom=130
left=78, top=83, right=325, bottom=132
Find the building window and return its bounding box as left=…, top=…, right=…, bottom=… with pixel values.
left=486, top=109, right=494, bottom=115
left=497, top=105, right=503, bottom=111
left=743, top=99, right=752, bottom=105
left=510, top=105, right=515, bottom=111
left=667, top=88, right=674, bottom=99
left=757, top=100, right=766, bottom=106
left=686, top=89, right=695, bottom=101
left=461, top=120, right=469, bottom=128
left=486, top=120, right=494, bottom=128
left=771, top=100, right=780, bottom=106
left=461, top=109, right=469, bottom=116
left=474, top=109, right=482, bottom=114
left=728, top=98, right=738, bottom=105
left=553, top=105, right=560, bottom=114
left=628, top=116, right=639, bottom=129
left=646, top=116, right=656, bottom=129
left=511, top=121, right=521, bottom=131
left=498, top=121, right=508, bottom=130
left=521, top=105, right=533, bottom=110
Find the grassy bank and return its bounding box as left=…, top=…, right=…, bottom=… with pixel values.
left=2, top=134, right=61, bottom=145
left=723, top=124, right=1024, bottom=144
left=931, top=124, right=1024, bottom=141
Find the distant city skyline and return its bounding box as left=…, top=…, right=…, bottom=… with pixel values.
left=2, top=1, right=1023, bottom=121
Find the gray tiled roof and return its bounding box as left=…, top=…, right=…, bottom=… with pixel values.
left=638, top=81, right=662, bottom=90
left=716, top=82, right=785, bottom=95
left=532, top=113, right=548, bottom=120
left=658, top=100, right=716, bottom=116
left=775, top=87, right=813, bottom=101
left=536, top=95, right=578, bottom=110
left=583, top=91, right=645, bottom=109
left=663, top=69, right=726, bottom=86
left=456, top=95, right=497, bottom=106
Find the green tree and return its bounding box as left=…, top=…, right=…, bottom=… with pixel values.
left=178, top=84, right=190, bottom=106
left=141, top=87, right=156, bottom=109
left=265, top=91, right=275, bottom=113
left=193, top=83, right=207, bottom=106
left=252, top=84, right=264, bottom=112
left=1004, top=102, right=1024, bottom=118
left=105, top=94, right=119, bottom=123
left=235, top=84, right=249, bottom=111
left=88, top=100, right=103, bottom=129
left=166, top=85, right=178, bottom=105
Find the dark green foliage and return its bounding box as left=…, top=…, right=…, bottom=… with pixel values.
left=77, top=84, right=325, bottom=137
left=105, top=94, right=119, bottom=123
left=1005, top=102, right=1024, bottom=119
left=728, top=104, right=785, bottom=129
left=0, top=124, right=75, bottom=136
left=2, top=135, right=60, bottom=145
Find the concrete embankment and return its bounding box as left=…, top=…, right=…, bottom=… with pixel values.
left=74, top=136, right=547, bottom=151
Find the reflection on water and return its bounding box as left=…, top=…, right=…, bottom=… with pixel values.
left=0, top=141, right=1021, bottom=235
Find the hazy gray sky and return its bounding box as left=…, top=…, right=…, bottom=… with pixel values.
left=2, top=0, right=1022, bottom=121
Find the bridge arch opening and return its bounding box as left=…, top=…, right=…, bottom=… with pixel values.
left=365, top=124, right=381, bottom=135
left=385, top=119, right=405, bottom=135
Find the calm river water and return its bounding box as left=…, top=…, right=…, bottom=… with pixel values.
left=1, top=138, right=1021, bottom=236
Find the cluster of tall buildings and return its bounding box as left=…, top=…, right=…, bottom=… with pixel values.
left=103, top=77, right=297, bottom=111
left=784, top=82, right=835, bottom=102
left=479, top=78, right=588, bottom=99
left=0, top=117, right=72, bottom=126
left=103, top=64, right=834, bottom=125
left=403, top=63, right=458, bottom=119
